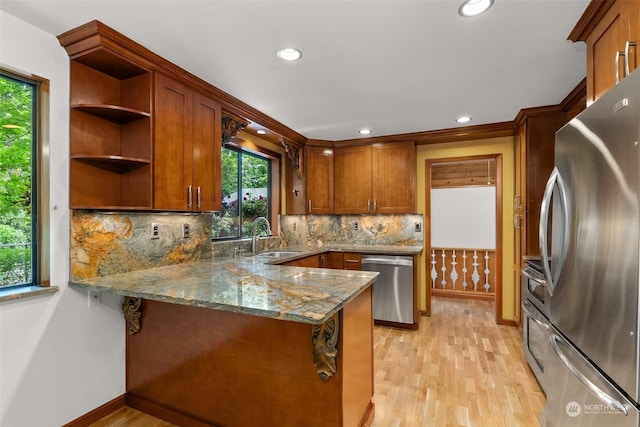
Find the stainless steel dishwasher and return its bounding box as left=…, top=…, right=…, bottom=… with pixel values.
left=361, top=255, right=414, bottom=325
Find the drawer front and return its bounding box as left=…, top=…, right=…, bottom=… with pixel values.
left=343, top=253, right=361, bottom=270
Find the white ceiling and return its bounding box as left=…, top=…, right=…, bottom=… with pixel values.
left=1, top=0, right=589, bottom=141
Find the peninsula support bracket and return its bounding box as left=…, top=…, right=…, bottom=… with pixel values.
left=312, top=313, right=339, bottom=381
left=123, top=296, right=142, bottom=335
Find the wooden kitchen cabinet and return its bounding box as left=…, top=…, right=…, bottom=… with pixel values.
left=571, top=0, right=640, bottom=104
left=305, top=145, right=335, bottom=214
left=372, top=141, right=416, bottom=214
left=335, top=145, right=373, bottom=214
left=62, top=33, right=153, bottom=209
left=320, top=252, right=361, bottom=270
left=154, top=73, right=222, bottom=211
left=281, top=254, right=321, bottom=268
left=335, top=141, right=415, bottom=214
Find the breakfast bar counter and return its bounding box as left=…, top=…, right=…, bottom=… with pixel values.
left=69, top=257, right=378, bottom=427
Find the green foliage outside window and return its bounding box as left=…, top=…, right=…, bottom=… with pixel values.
left=213, top=148, right=270, bottom=239
left=0, top=74, right=34, bottom=287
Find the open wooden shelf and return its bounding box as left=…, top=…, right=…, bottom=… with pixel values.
left=71, top=104, right=150, bottom=123
left=71, top=154, right=151, bottom=168
left=64, top=39, right=153, bottom=210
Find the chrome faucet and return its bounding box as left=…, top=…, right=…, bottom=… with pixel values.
left=251, top=216, right=271, bottom=253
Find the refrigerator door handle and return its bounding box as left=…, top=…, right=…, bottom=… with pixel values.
left=539, top=167, right=570, bottom=295
left=539, top=168, right=557, bottom=295
left=549, top=333, right=629, bottom=416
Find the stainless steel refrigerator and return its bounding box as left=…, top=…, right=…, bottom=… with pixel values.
left=540, top=67, right=640, bottom=426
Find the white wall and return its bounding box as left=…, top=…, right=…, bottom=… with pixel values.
left=0, top=11, right=126, bottom=427
left=430, top=187, right=496, bottom=249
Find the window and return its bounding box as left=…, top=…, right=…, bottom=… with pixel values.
left=213, top=146, right=271, bottom=239
left=0, top=72, right=39, bottom=288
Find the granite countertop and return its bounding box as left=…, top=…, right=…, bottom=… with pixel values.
left=69, top=257, right=378, bottom=325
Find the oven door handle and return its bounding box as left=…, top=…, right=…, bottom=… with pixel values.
left=522, top=267, right=546, bottom=286
left=521, top=300, right=549, bottom=329
left=549, top=332, right=629, bottom=416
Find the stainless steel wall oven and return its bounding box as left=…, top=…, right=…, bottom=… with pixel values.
left=521, top=256, right=551, bottom=394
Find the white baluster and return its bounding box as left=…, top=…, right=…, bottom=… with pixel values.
left=450, top=250, right=458, bottom=289
left=471, top=250, right=480, bottom=292
left=462, top=250, right=468, bottom=290
left=441, top=249, right=447, bottom=289
left=484, top=251, right=491, bottom=292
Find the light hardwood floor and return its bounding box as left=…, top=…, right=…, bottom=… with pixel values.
left=90, top=297, right=544, bottom=427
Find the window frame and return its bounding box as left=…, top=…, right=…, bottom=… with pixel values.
left=215, top=139, right=281, bottom=241
left=0, top=67, right=50, bottom=291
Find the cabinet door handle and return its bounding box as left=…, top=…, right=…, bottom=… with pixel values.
left=367, top=199, right=371, bottom=213
left=197, top=186, right=201, bottom=209
left=187, top=185, right=193, bottom=208
left=625, top=41, right=637, bottom=77
left=615, top=51, right=626, bottom=84
left=308, top=200, right=312, bottom=212
left=373, top=199, right=377, bottom=214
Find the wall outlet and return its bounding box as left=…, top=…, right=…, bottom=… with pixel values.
left=88, top=290, right=101, bottom=307
left=352, top=221, right=359, bottom=230
left=182, top=223, right=190, bottom=239
left=415, top=222, right=422, bottom=232
left=150, top=223, right=159, bottom=239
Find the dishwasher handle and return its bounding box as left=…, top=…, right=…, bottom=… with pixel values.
left=361, top=256, right=413, bottom=267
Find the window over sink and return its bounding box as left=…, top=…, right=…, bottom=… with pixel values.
left=213, top=146, right=271, bottom=239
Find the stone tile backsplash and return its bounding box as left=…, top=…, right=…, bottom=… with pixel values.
left=280, top=214, right=424, bottom=249
left=70, top=211, right=423, bottom=280
left=71, top=211, right=213, bottom=280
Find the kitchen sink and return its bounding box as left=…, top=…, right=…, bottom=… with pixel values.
left=256, top=250, right=302, bottom=258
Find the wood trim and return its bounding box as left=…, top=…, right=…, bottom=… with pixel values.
left=424, top=153, right=503, bottom=323
left=568, top=0, right=617, bottom=42
left=494, top=154, right=503, bottom=324
left=359, top=401, right=376, bottom=427
left=333, top=121, right=515, bottom=147
left=125, top=394, right=213, bottom=427
left=432, top=288, right=495, bottom=301
left=63, top=395, right=125, bottom=427
left=497, top=319, right=517, bottom=327
left=56, top=20, right=585, bottom=152
left=513, top=105, right=564, bottom=127
left=374, top=319, right=419, bottom=330
left=559, top=77, right=587, bottom=112
left=57, top=20, right=306, bottom=147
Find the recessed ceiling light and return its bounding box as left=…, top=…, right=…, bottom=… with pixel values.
left=456, top=116, right=472, bottom=123
left=256, top=129, right=267, bottom=135
left=458, top=0, right=494, bottom=17
left=277, top=48, right=302, bottom=61
left=359, top=129, right=372, bottom=135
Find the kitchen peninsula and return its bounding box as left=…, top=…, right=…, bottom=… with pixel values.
left=69, top=256, right=378, bottom=427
